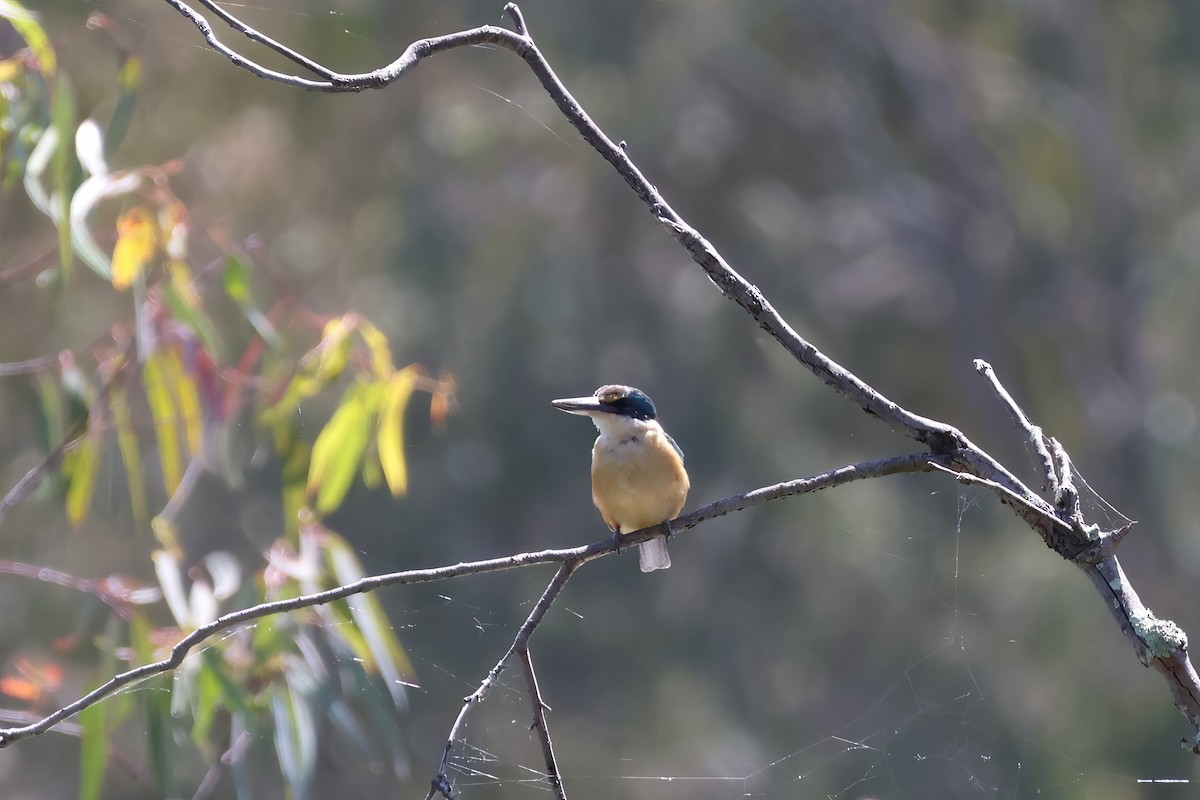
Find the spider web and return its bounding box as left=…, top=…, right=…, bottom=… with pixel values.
left=395, top=486, right=1185, bottom=800
left=71, top=4, right=1197, bottom=796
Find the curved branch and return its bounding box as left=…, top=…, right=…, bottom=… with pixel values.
left=94, top=0, right=1200, bottom=756
left=0, top=453, right=933, bottom=748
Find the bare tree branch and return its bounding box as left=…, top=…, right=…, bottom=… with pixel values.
left=0, top=453, right=933, bottom=749
left=974, top=359, right=1057, bottom=494
left=519, top=648, right=567, bottom=800
left=427, top=562, right=581, bottom=800
left=21, top=0, right=1200, bottom=762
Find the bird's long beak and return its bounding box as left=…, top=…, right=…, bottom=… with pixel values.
left=551, top=395, right=606, bottom=416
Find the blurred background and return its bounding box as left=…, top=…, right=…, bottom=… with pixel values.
left=3, top=0, right=1200, bottom=797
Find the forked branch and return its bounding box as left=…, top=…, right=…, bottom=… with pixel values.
left=150, top=0, right=1200, bottom=754
left=6, top=7, right=1197, bottom=800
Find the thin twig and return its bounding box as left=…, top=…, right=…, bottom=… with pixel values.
left=0, top=453, right=932, bottom=748
left=974, top=359, right=1057, bottom=493
left=82, top=0, right=1200, bottom=755
left=519, top=648, right=566, bottom=800
left=427, top=561, right=580, bottom=800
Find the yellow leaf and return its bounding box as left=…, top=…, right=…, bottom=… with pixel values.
left=361, top=445, right=383, bottom=490
left=160, top=345, right=203, bottom=456
left=111, top=207, right=157, bottom=290
left=357, top=319, right=394, bottom=378
left=0, top=58, right=22, bottom=83
left=2, top=1, right=56, bottom=74
left=110, top=384, right=148, bottom=528
left=315, top=316, right=353, bottom=383
left=64, top=426, right=99, bottom=526
left=143, top=352, right=182, bottom=495
left=307, top=385, right=371, bottom=515
left=167, top=259, right=200, bottom=308
left=377, top=368, right=416, bottom=497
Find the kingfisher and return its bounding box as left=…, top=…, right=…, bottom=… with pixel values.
left=552, top=384, right=690, bottom=572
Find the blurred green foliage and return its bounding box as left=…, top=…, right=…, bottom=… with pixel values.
left=3, top=0, right=1200, bottom=798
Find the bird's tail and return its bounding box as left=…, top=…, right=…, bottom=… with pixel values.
left=638, top=538, right=671, bottom=572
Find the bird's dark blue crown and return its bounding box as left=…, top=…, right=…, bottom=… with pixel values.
left=596, top=384, right=657, bottom=421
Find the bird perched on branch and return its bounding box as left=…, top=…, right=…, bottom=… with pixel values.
left=552, top=384, right=689, bottom=572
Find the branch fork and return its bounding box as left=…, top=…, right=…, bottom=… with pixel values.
left=4, top=6, right=1198, bottom=800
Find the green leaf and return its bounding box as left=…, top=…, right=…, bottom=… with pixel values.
left=223, top=255, right=279, bottom=346
left=306, top=385, right=371, bottom=515
left=110, top=382, right=148, bottom=528
left=32, top=371, right=63, bottom=454
left=357, top=318, right=394, bottom=378
left=325, top=533, right=413, bottom=708
left=314, top=316, right=353, bottom=384
left=189, top=657, right=223, bottom=753
left=144, top=675, right=173, bottom=793
left=163, top=273, right=222, bottom=360
left=78, top=690, right=108, bottom=800
left=64, top=422, right=99, bottom=526
left=0, top=0, right=55, bottom=73
left=51, top=74, right=75, bottom=280
left=272, top=677, right=317, bottom=798
left=105, top=58, right=141, bottom=157
left=143, top=351, right=183, bottom=495
left=160, top=345, right=203, bottom=455
left=222, top=254, right=252, bottom=306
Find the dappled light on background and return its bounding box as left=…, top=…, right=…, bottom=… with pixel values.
left=3, top=0, right=1200, bottom=797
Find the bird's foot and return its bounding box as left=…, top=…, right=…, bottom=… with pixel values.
left=612, top=529, right=624, bottom=554
left=663, top=517, right=675, bottom=542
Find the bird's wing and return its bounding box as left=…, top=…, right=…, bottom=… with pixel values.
left=664, top=432, right=684, bottom=460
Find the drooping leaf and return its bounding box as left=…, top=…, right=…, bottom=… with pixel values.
left=143, top=351, right=182, bottom=494
left=109, top=382, right=148, bottom=528
left=360, top=445, right=383, bottom=490
left=75, top=118, right=106, bottom=177
left=144, top=673, right=173, bottom=794
left=111, top=206, right=157, bottom=290
left=63, top=422, right=99, bottom=526
left=272, top=677, right=317, bottom=798
left=357, top=318, right=394, bottom=378
left=159, top=344, right=203, bottom=455
left=69, top=170, right=142, bottom=280
left=163, top=265, right=221, bottom=359
left=78, top=687, right=108, bottom=800
left=0, top=0, right=55, bottom=74
left=188, top=656, right=223, bottom=756
left=315, top=316, right=353, bottom=384
left=223, top=255, right=279, bottom=346
left=152, top=549, right=190, bottom=629
left=105, top=56, right=141, bottom=157
left=377, top=368, right=417, bottom=498
left=306, top=384, right=371, bottom=515
left=280, top=433, right=309, bottom=540
left=22, top=124, right=56, bottom=217
left=325, top=533, right=413, bottom=708
left=32, top=371, right=63, bottom=454
left=222, top=254, right=252, bottom=306
left=51, top=74, right=75, bottom=279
